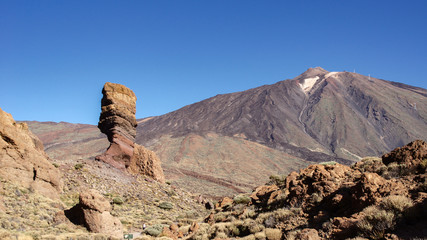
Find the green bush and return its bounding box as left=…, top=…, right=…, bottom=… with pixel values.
left=268, top=175, right=286, bottom=186
left=158, top=201, right=174, bottom=210
left=74, top=163, right=84, bottom=170
left=233, top=194, right=251, bottom=205
left=112, top=197, right=124, bottom=205
left=144, top=224, right=165, bottom=237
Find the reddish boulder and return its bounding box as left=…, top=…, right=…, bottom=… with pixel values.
left=382, top=140, right=427, bottom=169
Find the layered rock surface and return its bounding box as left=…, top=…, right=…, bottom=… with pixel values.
left=96, top=82, right=137, bottom=169
left=96, top=82, right=164, bottom=182
left=0, top=107, right=62, bottom=199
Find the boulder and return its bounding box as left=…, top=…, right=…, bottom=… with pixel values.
left=0, top=107, right=62, bottom=199
left=65, top=189, right=123, bottom=238
left=128, top=144, right=165, bottom=183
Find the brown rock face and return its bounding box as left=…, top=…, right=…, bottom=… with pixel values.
left=65, top=189, right=123, bottom=238
left=128, top=144, right=165, bottom=183
left=0, top=107, right=62, bottom=199
left=96, top=82, right=165, bottom=182
left=96, top=82, right=137, bottom=169
left=382, top=139, right=427, bottom=170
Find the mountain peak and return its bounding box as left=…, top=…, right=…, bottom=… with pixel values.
left=296, top=67, right=329, bottom=79
left=293, top=67, right=329, bottom=93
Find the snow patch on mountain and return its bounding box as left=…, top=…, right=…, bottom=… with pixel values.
left=300, top=76, right=319, bottom=93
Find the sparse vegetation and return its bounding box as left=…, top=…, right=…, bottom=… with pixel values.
left=158, top=201, right=174, bottom=210
left=234, top=194, right=252, bottom=205
left=112, top=196, right=124, bottom=205
left=268, top=175, right=286, bottom=187
left=357, top=206, right=395, bottom=239
left=74, top=163, right=84, bottom=170
left=319, top=161, right=337, bottom=165
left=144, top=224, right=165, bottom=237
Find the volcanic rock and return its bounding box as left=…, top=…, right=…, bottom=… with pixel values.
left=382, top=139, right=427, bottom=170
left=96, top=82, right=165, bottom=182
left=65, top=189, right=123, bottom=238
left=128, top=144, right=165, bottom=183
left=96, top=82, right=137, bottom=170
left=0, top=107, right=62, bottom=199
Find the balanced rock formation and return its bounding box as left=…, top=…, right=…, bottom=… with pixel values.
left=96, top=82, right=165, bottom=183
left=0, top=107, right=62, bottom=199
left=65, top=189, right=123, bottom=238
left=96, top=82, right=137, bottom=169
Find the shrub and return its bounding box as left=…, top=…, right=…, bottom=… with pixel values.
left=380, top=195, right=413, bottom=215
left=357, top=206, right=395, bottom=239
left=319, top=161, right=337, bottom=166
left=74, top=163, right=84, bottom=170
left=144, top=224, right=165, bottom=237
left=387, top=163, right=410, bottom=176
left=265, top=228, right=282, bottom=240
left=234, top=194, right=252, bottom=205
left=268, top=175, right=286, bottom=187
left=420, top=158, right=427, bottom=172
left=242, top=219, right=264, bottom=234
left=158, top=201, right=174, bottom=210
left=112, top=197, right=124, bottom=205
left=256, top=208, right=299, bottom=228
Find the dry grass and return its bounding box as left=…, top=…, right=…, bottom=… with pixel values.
left=357, top=206, right=395, bottom=239
left=380, top=195, right=413, bottom=215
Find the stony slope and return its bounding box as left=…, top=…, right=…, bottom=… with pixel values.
left=1, top=113, right=208, bottom=239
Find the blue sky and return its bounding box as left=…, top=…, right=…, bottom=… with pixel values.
left=1, top=1, right=426, bottom=124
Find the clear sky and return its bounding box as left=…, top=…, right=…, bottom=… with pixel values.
left=1, top=1, right=426, bottom=125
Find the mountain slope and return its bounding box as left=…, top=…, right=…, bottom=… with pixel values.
left=24, top=67, right=427, bottom=197
left=136, top=67, right=427, bottom=196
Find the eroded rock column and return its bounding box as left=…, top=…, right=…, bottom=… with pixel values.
left=96, top=82, right=137, bottom=170
left=96, top=82, right=165, bottom=183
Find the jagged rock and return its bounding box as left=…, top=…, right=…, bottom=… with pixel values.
left=96, top=82, right=165, bottom=182
left=128, top=144, right=165, bottom=183
left=382, top=139, right=427, bottom=170
left=215, top=197, right=233, bottom=209
left=250, top=185, right=279, bottom=204
left=65, top=189, right=123, bottom=238
left=0, top=107, right=62, bottom=199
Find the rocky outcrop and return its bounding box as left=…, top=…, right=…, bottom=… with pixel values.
left=0, top=107, right=62, bottom=199
left=96, top=82, right=165, bottom=183
left=382, top=139, right=427, bottom=170
left=65, top=189, right=123, bottom=238
left=193, top=141, right=427, bottom=240
left=96, top=82, right=137, bottom=170
left=128, top=144, right=165, bottom=183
